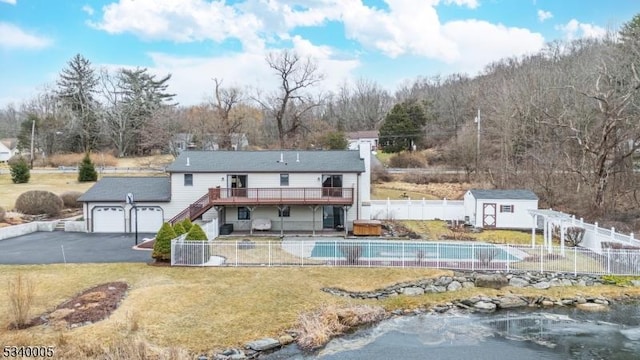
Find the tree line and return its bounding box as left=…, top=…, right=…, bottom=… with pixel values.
left=2, top=15, right=640, bottom=218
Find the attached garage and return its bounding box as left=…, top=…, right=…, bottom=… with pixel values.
left=131, top=206, right=164, bottom=233
left=79, top=177, right=171, bottom=233
left=92, top=206, right=125, bottom=233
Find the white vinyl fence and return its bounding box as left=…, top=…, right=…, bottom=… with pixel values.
left=370, top=199, right=465, bottom=221
left=170, top=239, right=640, bottom=275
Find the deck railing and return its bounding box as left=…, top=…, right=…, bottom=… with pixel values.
left=208, top=187, right=354, bottom=205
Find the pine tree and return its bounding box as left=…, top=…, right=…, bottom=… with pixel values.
left=152, top=222, right=177, bottom=261
left=78, top=152, right=98, bottom=182
left=185, top=223, right=208, bottom=241
left=10, top=157, right=30, bottom=184
left=173, top=222, right=186, bottom=236
left=181, top=218, right=193, bottom=232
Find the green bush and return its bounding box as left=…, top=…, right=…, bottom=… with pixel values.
left=185, top=223, right=208, bottom=241
left=15, top=190, right=63, bottom=216
left=152, top=222, right=177, bottom=262
left=78, top=152, right=98, bottom=182
left=173, top=222, right=186, bottom=236
left=0, top=206, right=5, bottom=222
left=60, top=191, right=83, bottom=208
left=181, top=218, right=193, bottom=232
left=10, top=157, right=30, bottom=184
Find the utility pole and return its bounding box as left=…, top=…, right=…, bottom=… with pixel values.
left=474, top=109, right=480, bottom=174
left=30, top=119, right=35, bottom=169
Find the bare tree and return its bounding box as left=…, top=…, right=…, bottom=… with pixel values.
left=257, top=50, right=324, bottom=148
left=210, top=78, right=244, bottom=150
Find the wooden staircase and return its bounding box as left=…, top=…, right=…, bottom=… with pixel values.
left=168, top=192, right=214, bottom=225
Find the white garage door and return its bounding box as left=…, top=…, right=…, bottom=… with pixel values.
left=93, top=207, right=125, bottom=233
left=131, top=207, right=164, bottom=233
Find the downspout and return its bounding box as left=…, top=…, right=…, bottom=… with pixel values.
left=356, top=173, right=360, bottom=219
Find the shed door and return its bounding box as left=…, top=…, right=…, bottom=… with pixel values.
left=93, top=206, right=125, bottom=233
left=482, top=203, right=497, bottom=228
left=131, top=206, right=164, bottom=233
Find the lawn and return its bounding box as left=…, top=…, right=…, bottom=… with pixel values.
left=1, top=264, right=639, bottom=359
left=402, top=220, right=544, bottom=245
left=0, top=173, right=95, bottom=210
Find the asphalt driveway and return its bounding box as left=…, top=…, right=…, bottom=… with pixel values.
left=0, top=232, right=155, bottom=264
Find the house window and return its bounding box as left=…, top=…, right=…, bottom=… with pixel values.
left=278, top=206, right=290, bottom=217
left=500, top=205, right=514, bottom=213
left=280, top=173, right=289, bottom=186
left=238, top=207, right=251, bottom=220
left=184, top=174, right=193, bottom=186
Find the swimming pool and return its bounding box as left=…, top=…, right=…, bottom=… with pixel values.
left=309, top=241, right=521, bottom=262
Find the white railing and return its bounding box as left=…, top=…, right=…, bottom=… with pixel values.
left=563, top=217, right=640, bottom=253
left=169, top=240, right=640, bottom=275
left=370, top=198, right=465, bottom=221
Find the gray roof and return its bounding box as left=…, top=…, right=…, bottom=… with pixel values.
left=469, top=189, right=538, bottom=200
left=78, top=177, right=171, bottom=202
left=165, top=150, right=366, bottom=173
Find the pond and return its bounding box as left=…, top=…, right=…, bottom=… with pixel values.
left=264, top=303, right=640, bottom=360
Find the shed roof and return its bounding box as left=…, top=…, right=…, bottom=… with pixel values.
left=165, top=150, right=366, bottom=173
left=469, top=189, right=538, bottom=200
left=78, top=177, right=171, bottom=202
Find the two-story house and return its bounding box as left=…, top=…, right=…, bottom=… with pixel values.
left=78, top=145, right=371, bottom=234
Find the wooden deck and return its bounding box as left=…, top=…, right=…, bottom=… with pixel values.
left=208, top=187, right=354, bottom=205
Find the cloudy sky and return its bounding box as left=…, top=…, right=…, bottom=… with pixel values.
left=0, top=0, right=637, bottom=107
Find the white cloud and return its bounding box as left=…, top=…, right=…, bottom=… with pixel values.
left=557, top=19, right=607, bottom=41
left=537, top=9, right=552, bottom=22
left=443, top=0, right=479, bottom=9
left=0, top=0, right=17, bottom=5
left=0, top=22, right=52, bottom=50
left=82, top=5, right=95, bottom=15
left=442, top=19, right=545, bottom=72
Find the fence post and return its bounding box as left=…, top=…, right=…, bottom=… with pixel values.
left=334, top=241, right=337, bottom=266
left=202, top=241, right=205, bottom=267
left=301, top=241, right=304, bottom=267
left=574, top=248, right=577, bottom=276
left=402, top=242, right=405, bottom=268
left=436, top=242, right=440, bottom=269
left=539, top=243, right=543, bottom=273
left=471, top=243, right=475, bottom=272
left=607, top=247, right=610, bottom=274
left=631, top=233, right=635, bottom=243
left=269, top=241, right=272, bottom=267
left=611, top=227, right=615, bottom=242
left=506, top=244, right=510, bottom=272
left=368, top=241, right=371, bottom=268
left=235, top=241, right=238, bottom=267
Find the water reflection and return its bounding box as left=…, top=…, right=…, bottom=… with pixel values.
left=263, top=303, right=640, bottom=360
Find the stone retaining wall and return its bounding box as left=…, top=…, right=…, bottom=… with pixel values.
left=0, top=221, right=57, bottom=240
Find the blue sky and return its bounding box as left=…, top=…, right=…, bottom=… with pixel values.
left=0, top=0, right=638, bottom=107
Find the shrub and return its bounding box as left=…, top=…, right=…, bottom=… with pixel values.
left=78, top=152, right=98, bottom=182
left=371, top=165, right=392, bottom=183
left=564, top=226, right=586, bottom=247
left=173, top=222, right=186, bottom=236
left=152, top=222, right=177, bottom=262
left=339, top=244, right=363, bottom=264
left=60, top=191, right=83, bottom=208
left=7, top=273, right=35, bottom=329
left=185, top=223, right=208, bottom=241
left=15, top=190, right=63, bottom=216
left=181, top=218, right=193, bottom=232
left=0, top=206, right=5, bottom=222
left=9, top=157, right=30, bottom=184
left=389, top=152, right=426, bottom=168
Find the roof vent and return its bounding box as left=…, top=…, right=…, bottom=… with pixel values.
left=186, top=157, right=190, bottom=166
left=296, top=152, right=300, bottom=162
left=279, top=152, right=284, bottom=163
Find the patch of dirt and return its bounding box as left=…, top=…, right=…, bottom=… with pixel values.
left=11, top=282, right=129, bottom=330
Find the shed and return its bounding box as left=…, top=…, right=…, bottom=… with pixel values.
left=463, top=189, right=538, bottom=229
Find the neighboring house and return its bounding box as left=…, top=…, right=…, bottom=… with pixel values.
left=171, top=133, right=249, bottom=154
left=463, top=189, right=538, bottom=229
left=0, top=138, right=19, bottom=162
left=347, top=130, right=378, bottom=151
left=79, top=145, right=372, bottom=233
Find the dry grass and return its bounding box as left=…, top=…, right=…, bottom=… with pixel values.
left=402, top=220, right=544, bottom=245
left=296, top=304, right=386, bottom=350
left=511, top=248, right=605, bottom=273
left=374, top=151, right=394, bottom=166
left=373, top=181, right=468, bottom=200
left=372, top=187, right=438, bottom=200
left=116, top=155, right=174, bottom=169
left=6, top=273, right=35, bottom=328
left=45, top=153, right=118, bottom=168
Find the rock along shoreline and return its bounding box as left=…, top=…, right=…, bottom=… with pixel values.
left=206, top=271, right=640, bottom=360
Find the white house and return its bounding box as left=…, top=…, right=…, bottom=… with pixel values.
left=347, top=130, right=378, bottom=151
left=0, top=138, right=18, bottom=162
left=463, top=189, right=538, bottom=229
left=79, top=145, right=371, bottom=234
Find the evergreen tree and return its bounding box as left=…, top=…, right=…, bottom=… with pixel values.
left=181, top=218, right=193, bottom=232
left=152, top=222, right=177, bottom=261
left=379, top=101, right=428, bottom=153
left=324, top=131, right=348, bottom=150
left=10, top=157, right=30, bottom=184
left=173, top=222, right=186, bottom=236
left=56, top=54, right=100, bottom=153
left=185, top=223, right=208, bottom=241
left=78, top=152, right=98, bottom=182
